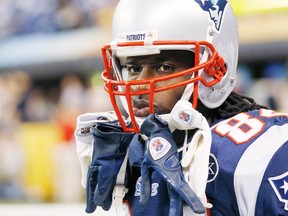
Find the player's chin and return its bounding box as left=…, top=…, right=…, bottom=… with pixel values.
left=153, top=104, right=172, bottom=116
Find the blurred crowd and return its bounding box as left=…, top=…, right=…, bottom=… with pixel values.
left=0, top=0, right=114, bottom=38
left=0, top=70, right=113, bottom=203
left=235, top=62, right=288, bottom=112
left=0, top=0, right=115, bottom=202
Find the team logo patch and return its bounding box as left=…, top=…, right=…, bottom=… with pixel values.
left=178, top=110, right=191, bottom=124
left=207, top=153, right=219, bottom=183
left=134, top=177, right=159, bottom=197
left=80, top=127, right=91, bottom=134
left=149, top=137, right=171, bottom=160
left=195, top=0, right=228, bottom=31
left=268, top=171, right=288, bottom=211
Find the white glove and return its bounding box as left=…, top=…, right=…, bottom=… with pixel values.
left=74, top=111, right=119, bottom=187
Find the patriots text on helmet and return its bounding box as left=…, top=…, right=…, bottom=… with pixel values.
left=126, top=33, right=146, bottom=41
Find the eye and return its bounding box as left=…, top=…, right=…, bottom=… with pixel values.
left=156, top=64, right=175, bottom=73
left=127, top=65, right=143, bottom=74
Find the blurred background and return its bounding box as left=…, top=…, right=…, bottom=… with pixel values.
left=0, top=0, right=287, bottom=215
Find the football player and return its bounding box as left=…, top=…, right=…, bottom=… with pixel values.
left=75, top=0, right=288, bottom=215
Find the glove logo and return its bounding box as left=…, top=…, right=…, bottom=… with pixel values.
left=134, top=177, right=159, bottom=197
left=135, top=177, right=142, bottom=196
left=268, top=171, right=288, bottom=211
left=149, top=137, right=171, bottom=160
left=81, top=127, right=91, bottom=134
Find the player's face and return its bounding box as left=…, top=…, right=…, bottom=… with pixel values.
left=123, top=50, right=195, bottom=117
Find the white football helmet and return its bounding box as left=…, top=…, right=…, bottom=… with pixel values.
left=101, top=0, right=239, bottom=132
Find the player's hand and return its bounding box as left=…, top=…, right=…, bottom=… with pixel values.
left=85, top=121, right=134, bottom=213
left=139, top=114, right=205, bottom=214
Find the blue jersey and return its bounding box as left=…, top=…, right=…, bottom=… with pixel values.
left=207, top=109, right=288, bottom=215
left=123, top=109, right=288, bottom=215
left=124, top=134, right=170, bottom=216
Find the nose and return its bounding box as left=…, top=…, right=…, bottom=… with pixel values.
left=138, top=66, right=155, bottom=80
left=133, top=66, right=154, bottom=91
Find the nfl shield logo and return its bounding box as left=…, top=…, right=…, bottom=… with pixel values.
left=268, top=171, right=288, bottom=211
left=149, top=137, right=171, bottom=160
left=152, top=139, right=164, bottom=152
left=179, top=111, right=191, bottom=123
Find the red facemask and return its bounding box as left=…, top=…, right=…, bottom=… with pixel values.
left=101, top=40, right=226, bottom=133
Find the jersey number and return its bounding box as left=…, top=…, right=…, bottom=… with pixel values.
left=214, top=112, right=266, bottom=144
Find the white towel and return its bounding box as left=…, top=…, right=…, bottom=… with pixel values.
left=169, top=100, right=212, bottom=210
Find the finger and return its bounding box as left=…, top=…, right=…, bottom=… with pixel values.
left=85, top=166, right=99, bottom=213
left=140, top=159, right=152, bottom=205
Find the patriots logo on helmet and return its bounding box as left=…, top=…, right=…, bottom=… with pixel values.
left=268, top=171, right=288, bottom=211
left=179, top=111, right=191, bottom=123
left=195, top=0, right=228, bottom=31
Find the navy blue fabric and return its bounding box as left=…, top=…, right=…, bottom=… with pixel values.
left=139, top=114, right=204, bottom=214
left=85, top=121, right=134, bottom=213
left=206, top=109, right=288, bottom=215
left=84, top=109, right=288, bottom=215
